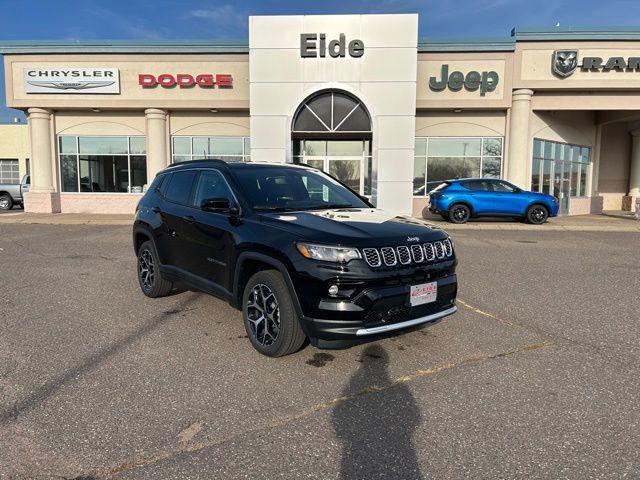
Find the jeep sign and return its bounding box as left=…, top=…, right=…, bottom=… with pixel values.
left=429, top=65, right=499, bottom=96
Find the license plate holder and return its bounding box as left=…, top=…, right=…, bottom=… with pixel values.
left=410, top=281, right=437, bottom=306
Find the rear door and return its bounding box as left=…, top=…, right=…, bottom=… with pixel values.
left=182, top=169, right=238, bottom=291
left=460, top=180, right=493, bottom=213
left=156, top=170, right=198, bottom=267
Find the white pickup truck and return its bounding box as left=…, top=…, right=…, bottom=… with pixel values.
left=0, top=175, right=30, bottom=210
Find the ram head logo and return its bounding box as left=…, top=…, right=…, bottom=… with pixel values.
left=552, top=50, right=579, bottom=78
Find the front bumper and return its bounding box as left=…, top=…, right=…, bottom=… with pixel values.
left=299, top=271, right=458, bottom=347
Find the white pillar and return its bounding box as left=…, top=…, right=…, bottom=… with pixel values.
left=23, top=108, right=59, bottom=213
left=629, top=129, right=640, bottom=197
left=145, top=108, right=169, bottom=178
left=506, top=89, right=533, bottom=189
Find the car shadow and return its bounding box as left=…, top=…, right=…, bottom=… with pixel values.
left=332, top=345, right=424, bottom=479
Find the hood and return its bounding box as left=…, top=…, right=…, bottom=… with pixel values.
left=259, top=208, right=448, bottom=246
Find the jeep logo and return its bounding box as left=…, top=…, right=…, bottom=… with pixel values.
left=429, top=64, right=499, bottom=96
left=407, top=236, right=420, bottom=242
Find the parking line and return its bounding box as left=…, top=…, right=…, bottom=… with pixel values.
left=457, top=299, right=521, bottom=327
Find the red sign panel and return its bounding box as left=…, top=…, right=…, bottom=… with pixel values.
left=138, top=74, right=233, bottom=88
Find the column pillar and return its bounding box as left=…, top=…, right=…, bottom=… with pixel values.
left=24, top=107, right=60, bottom=213
left=506, top=89, right=534, bottom=189
left=626, top=129, right=640, bottom=212
left=145, top=108, right=169, bottom=179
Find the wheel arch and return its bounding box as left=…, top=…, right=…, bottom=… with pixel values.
left=132, top=225, right=153, bottom=255
left=448, top=200, right=475, bottom=215
left=232, top=252, right=303, bottom=319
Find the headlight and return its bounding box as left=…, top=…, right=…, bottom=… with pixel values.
left=296, top=243, right=361, bottom=263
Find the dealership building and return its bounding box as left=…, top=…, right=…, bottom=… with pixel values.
left=1, top=14, right=639, bottom=216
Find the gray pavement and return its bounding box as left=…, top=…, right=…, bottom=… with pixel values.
left=0, top=223, right=638, bottom=479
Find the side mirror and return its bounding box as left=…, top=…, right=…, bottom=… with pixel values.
left=513, top=187, right=522, bottom=193
left=200, top=197, right=231, bottom=213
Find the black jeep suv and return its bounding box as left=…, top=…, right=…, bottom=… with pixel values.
left=133, top=160, right=458, bottom=357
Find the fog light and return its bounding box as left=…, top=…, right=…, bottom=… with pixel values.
left=328, top=285, right=339, bottom=296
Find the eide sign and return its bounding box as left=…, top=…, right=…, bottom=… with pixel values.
left=300, top=33, right=364, bottom=58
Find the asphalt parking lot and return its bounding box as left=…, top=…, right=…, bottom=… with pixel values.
left=0, top=222, right=639, bottom=479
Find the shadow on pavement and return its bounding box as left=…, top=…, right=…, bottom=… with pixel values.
left=0, top=292, right=201, bottom=426
left=332, top=344, right=423, bottom=479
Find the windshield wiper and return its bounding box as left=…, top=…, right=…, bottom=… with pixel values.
left=305, top=203, right=355, bottom=210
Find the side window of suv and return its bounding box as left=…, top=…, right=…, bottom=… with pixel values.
left=192, top=170, right=234, bottom=208
left=461, top=180, right=491, bottom=191
left=491, top=180, right=517, bottom=192
left=162, top=170, right=197, bottom=205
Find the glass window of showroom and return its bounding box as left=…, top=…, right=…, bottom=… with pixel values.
left=172, top=136, right=250, bottom=163
left=413, top=137, right=503, bottom=195
left=530, top=138, right=590, bottom=198
left=59, top=136, right=147, bottom=193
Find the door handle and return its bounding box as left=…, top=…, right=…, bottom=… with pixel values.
left=151, top=206, right=161, bottom=213
left=183, top=215, right=195, bottom=223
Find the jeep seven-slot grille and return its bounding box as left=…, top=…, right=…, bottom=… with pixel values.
left=362, top=240, right=454, bottom=268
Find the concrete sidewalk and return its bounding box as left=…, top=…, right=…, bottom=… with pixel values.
left=0, top=211, right=638, bottom=231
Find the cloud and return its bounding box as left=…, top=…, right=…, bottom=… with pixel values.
left=184, top=4, right=247, bottom=37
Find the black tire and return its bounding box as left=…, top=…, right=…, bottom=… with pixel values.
left=448, top=203, right=470, bottom=224
left=242, top=269, right=306, bottom=357
left=526, top=204, right=549, bottom=225
left=0, top=193, right=13, bottom=210
left=137, top=240, right=173, bottom=298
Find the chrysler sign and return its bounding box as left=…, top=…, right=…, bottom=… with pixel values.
left=24, top=68, right=120, bottom=94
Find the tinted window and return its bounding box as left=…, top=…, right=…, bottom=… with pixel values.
left=491, top=180, right=517, bottom=193
left=232, top=166, right=369, bottom=211
left=193, top=170, right=234, bottom=207
left=461, top=180, right=491, bottom=191
left=163, top=170, right=197, bottom=205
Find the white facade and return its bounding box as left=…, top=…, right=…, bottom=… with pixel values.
left=249, top=14, right=418, bottom=214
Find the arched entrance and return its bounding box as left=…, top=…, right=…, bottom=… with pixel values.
left=292, top=90, right=372, bottom=196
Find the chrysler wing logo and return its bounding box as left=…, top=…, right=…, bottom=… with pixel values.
left=26, top=80, right=116, bottom=91
left=552, top=50, right=579, bottom=78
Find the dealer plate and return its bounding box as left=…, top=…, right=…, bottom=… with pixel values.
left=410, top=281, right=437, bottom=306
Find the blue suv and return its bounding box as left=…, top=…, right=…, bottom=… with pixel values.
left=428, top=179, right=559, bottom=224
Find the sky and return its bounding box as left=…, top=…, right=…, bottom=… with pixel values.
left=1, top=0, right=640, bottom=122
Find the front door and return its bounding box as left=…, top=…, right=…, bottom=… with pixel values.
left=182, top=169, right=237, bottom=291
left=552, top=161, right=570, bottom=214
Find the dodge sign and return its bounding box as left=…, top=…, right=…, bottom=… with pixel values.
left=24, top=68, right=120, bottom=94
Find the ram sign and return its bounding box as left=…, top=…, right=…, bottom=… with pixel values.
left=23, top=68, right=120, bottom=94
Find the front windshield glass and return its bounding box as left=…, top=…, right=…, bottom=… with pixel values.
left=231, top=166, right=370, bottom=211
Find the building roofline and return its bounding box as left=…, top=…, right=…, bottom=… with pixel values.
left=0, top=39, right=249, bottom=54
left=513, top=26, right=640, bottom=41
left=418, top=37, right=515, bottom=52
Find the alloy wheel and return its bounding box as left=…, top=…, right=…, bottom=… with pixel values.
left=530, top=207, right=546, bottom=223
left=452, top=205, right=469, bottom=222
left=246, top=284, right=280, bottom=346
left=0, top=197, right=9, bottom=209
left=139, top=249, right=155, bottom=291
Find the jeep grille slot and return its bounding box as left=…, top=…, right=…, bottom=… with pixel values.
left=363, top=248, right=381, bottom=267
left=443, top=238, right=453, bottom=257
left=380, top=247, right=397, bottom=266
left=410, top=244, right=424, bottom=263
left=424, top=243, right=435, bottom=261
left=397, top=246, right=411, bottom=265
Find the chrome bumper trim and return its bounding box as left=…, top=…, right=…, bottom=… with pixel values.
left=355, top=305, right=457, bottom=336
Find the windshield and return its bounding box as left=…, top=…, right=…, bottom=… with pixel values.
left=429, top=182, right=450, bottom=194
left=231, top=166, right=370, bottom=212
